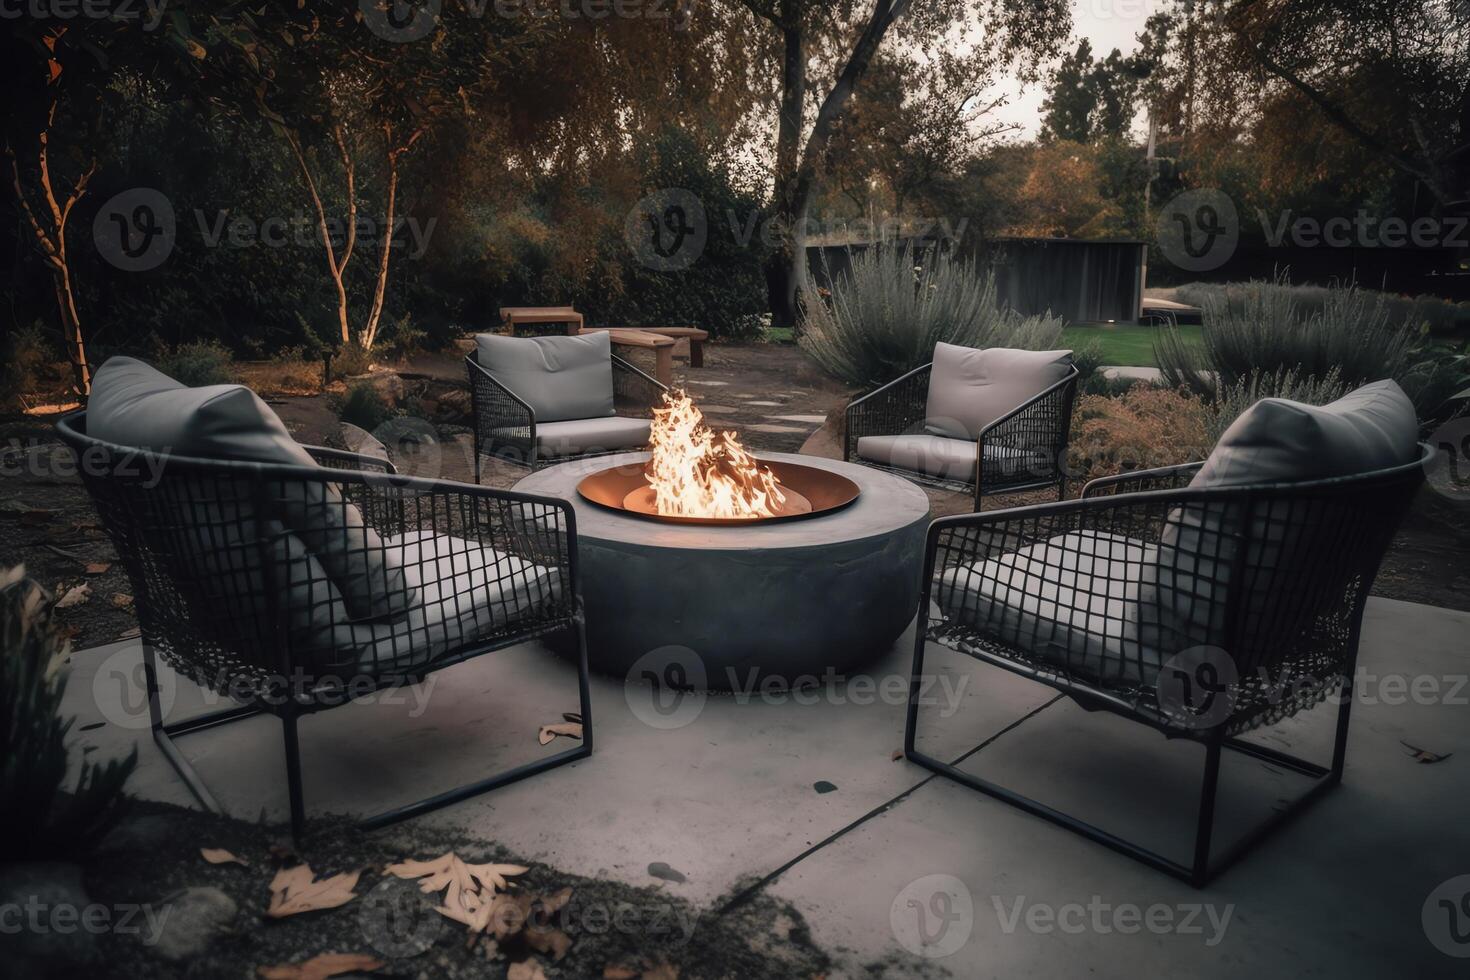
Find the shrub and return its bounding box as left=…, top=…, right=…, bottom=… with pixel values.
left=1169, top=281, right=1470, bottom=336
left=156, top=340, right=235, bottom=387
left=336, top=382, right=396, bottom=433
left=1156, top=275, right=1417, bottom=405
left=331, top=343, right=374, bottom=380
left=1068, top=386, right=1210, bottom=485
left=1, top=567, right=136, bottom=859
left=797, top=244, right=1067, bottom=387
left=1, top=322, right=57, bottom=410
left=1203, top=366, right=1347, bottom=444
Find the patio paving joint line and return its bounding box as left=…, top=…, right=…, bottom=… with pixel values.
left=712, top=693, right=1065, bottom=917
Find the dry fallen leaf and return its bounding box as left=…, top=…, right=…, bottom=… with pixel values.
left=385, top=852, right=528, bottom=934
left=891, top=748, right=903, bottom=762
left=111, top=593, right=134, bottom=610
left=508, top=961, right=548, bottom=980
left=267, top=864, right=361, bottom=918
left=201, top=847, right=249, bottom=867
left=524, top=924, right=573, bottom=961
left=1401, top=740, right=1452, bottom=764
left=84, top=562, right=111, bottom=575
left=257, top=952, right=384, bottom=980
left=537, top=722, right=583, bottom=746
left=54, top=584, right=90, bottom=609
left=642, top=962, right=680, bottom=980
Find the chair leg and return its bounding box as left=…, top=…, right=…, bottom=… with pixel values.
left=141, top=634, right=593, bottom=839
left=905, top=640, right=1349, bottom=887
left=282, top=713, right=306, bottom=842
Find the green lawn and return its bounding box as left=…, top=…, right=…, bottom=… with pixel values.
left=1062, top=323, right=1202, bottom=367
left=764, top=322, right=1199, bottom=366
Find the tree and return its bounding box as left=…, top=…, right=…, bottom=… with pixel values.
left=2, top=22, right=120, bottom=396
left=1040, top=40, right=1146, bottom=143
left=1142, top=0, right=1468, bottom=213
left=167, top=3, right=550, bottom=353
left=733, top=0, right=1069, bottom=325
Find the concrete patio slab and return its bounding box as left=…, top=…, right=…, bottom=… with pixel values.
left=62, top=595, right=1470, bottom=975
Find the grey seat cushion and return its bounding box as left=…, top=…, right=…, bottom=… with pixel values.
left=534, top=416, right=650, bottom=456
left=86, top=356, right=415, bottom=628
left=924, top=344, right=1073, bottom=440
left=855, top=434, right=1048, bottom=483
left=475, top=332, right=616, bottom=423
left=1141, top=379, right=1420, bottom=655
left=936, top=530, right=1163, bottom=687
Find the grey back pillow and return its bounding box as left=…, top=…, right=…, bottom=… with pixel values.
left=1136, top=379, right=1419, bottom=658
left=475, top=332, right=616, bottom=423
left=924, top=343, right=1074, bottom=440
left=87, top=356, right=416, bottom=627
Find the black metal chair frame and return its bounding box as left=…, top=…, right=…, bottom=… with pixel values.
left=904, top=446, right=1430, bottom=886
left=843, top=361, right=1080, bottom=510
left=57, top=412, right=592, bottom=841
left=467, top=349, right=666, bottom=481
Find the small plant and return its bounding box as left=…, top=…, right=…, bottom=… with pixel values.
left=1156, top=275, right=1415, bottom=404
left=1, top=322, right=57, bottom=411
left=1069, top=387, right=1211, bottom=484
left=156, top=340, right=235, bottom=387
left=336, top=381, right=397, bottom=433
left=1, top=566, right=136, bottom=859
left=798, top=244, right=1066, bottom=387
left=378, top=313, right=428, bottom=363
left=1203, top=366, right=1347, bottom=444
left=331, top=343, right=374, bottom=379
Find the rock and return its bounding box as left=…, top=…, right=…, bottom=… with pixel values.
left=149, top=887, right=237, bottom=962
left=0, top=862, right=100, bottom=975
left=433, top=387, right=473, bottom=423
left=647, top=862, right=687, bottom=884
left=338, top=422, right=392, bottom=463
left=364, top=372, right=406, bottom=408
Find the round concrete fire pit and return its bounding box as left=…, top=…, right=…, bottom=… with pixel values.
left=515, top=452, right=930, bottom=689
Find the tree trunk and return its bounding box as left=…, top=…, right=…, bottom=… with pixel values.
left=55, top=267, right=90, bottom=396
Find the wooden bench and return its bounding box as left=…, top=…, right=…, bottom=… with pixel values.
left=595, top=328, right=677, bottom=387
left=500, top=306, right=584, bottom=335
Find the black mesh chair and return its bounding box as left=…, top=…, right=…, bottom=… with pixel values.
left=467, top=349, right=665, bottom=480
left=843, top=362, right=1079, bottom=509
left=57, top=411, right=591, bottom=840
left=904, top=446, right=1430, bottom=886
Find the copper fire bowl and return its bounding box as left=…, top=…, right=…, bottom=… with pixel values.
left=576, top=458, right=861, bottom=526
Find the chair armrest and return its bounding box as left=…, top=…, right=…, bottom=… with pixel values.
left=467, top=354, right=536, bottom=467
left=302, top=444, right=396, bottom=476
left=1080, top=460, right=1206, bottom=498
left=844, top=363, right=933, bottom=460
left=974, top=366, right=1080, bottom=486
left=611, top=353, right=667, bottom=413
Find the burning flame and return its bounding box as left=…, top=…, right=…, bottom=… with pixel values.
left=645, top=391, right=787, bottom=519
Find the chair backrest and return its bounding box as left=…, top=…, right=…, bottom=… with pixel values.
left=923, top=343, right=1074, bottom=440
left=474, top=332, right=616, bottom=422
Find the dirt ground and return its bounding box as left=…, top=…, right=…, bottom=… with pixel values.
left=2, top=339, right=1467, bottom=652
left=60, top=798, right=833, bottom=979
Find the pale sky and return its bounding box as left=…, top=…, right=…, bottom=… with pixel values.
left=984, top=0, right=1162, bottom=140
